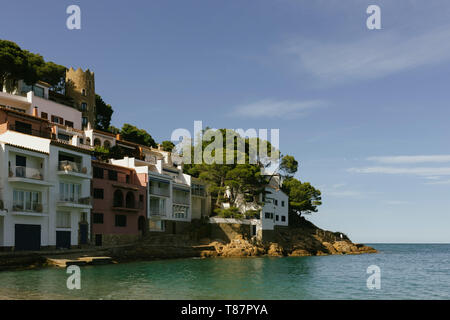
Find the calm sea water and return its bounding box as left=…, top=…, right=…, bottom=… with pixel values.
left=0, top=244, right=449, bottom=299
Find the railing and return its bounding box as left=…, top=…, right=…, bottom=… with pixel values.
left=112, top=201, right=143, bottom=211
left=59, top=196, right=91, bottom=205
left=173, top=196, right=190, bottom=205
left=10, top=166, right=44, bottom=180
left=12, top=201, right=44, bottom=213
left=8, top=124, right=51, bottom=139
left=58, top=160, right=87, bottom=174
left=149, top=207, right=166, bottom=216
left=191, top=188, right=206, bottom=197
left=149, top=186, right=170, bottom=197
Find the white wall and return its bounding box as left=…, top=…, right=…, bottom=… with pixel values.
left=32, top=95, right=82, bottom=130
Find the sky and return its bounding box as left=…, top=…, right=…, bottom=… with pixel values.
left=1, top=0, right=450, bottom=243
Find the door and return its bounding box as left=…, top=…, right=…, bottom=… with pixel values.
left=79, top=223, right=88, bottom=244
left=95, top=234, right=102, bottom=246
left=56, top=231, right=71, bottom=249
left=252, top=225, right=257, bottom=237
left=15, top=224, right=41, bottom=251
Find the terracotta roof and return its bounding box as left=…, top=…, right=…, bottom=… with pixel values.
left=50, top=140, right=92, bottom=155
left=4, top=142, right=49, bottom=155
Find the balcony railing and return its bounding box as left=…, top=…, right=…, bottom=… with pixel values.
left=12, top=201, right=44, bottom=213
left=149, top=207, right=166, bottom=216
left=112, top=201, right=143, bottom=211
left=10, top=166, right=44, bottom=180
left=58, top=160, right=88, bottom=174
left=59, top=196, right=91, bottom=205
left=149, top=186, right=170, bottom=197
left=8, top=124, right=51, bottom=139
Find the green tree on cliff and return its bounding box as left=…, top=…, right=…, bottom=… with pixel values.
left=120, top=123, right=157, bottom=148
left=95, top=94, right=114, bottom=131
left=0, top=40, right=66, bottom=92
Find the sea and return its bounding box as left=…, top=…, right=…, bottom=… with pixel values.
left=0, top=244, right=449, bottom=300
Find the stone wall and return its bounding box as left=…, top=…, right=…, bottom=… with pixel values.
left=101, top=234, right=140, bottom=246
left=210, top=223, right=251, bottom=242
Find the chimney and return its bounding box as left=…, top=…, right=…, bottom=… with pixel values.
left=116, top=133, right=121, bottom=141
left=158, top=144, right=162, bottom=150
left=32, top=106, right=38, bottom=117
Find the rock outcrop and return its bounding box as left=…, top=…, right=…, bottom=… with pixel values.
left=199, top=217, right=377, bottom=258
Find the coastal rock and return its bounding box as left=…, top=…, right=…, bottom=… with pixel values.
left=289, top=249, right=312, bottom=256
left=267, top=243, right=284, bottom=257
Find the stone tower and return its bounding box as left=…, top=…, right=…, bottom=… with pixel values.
left=65, top=67, right=96, bottom=129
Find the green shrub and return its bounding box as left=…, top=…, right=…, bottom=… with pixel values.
left=214, top=207, right=244, bottom=219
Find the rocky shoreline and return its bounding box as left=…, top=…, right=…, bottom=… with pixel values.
left=112, top=218, right=377, bottom=262
left=0, top=219, right=376, bottom=270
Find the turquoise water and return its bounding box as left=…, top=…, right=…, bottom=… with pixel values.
left=0, top=244, right=449, bottom=299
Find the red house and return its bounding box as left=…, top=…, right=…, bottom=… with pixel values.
left=91, top=160, right=147, bottom=246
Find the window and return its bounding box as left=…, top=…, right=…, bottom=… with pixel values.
left=65, top=120, right=74, bottom=128
left=51, top=115, right=63, bottom=125
left=115, top=215, right=127, bottom=227
left=139, top=195, right=144, bottom=202
left=81, top=89, right=86, bottom=96
left=94, top=138, right=101, bottom=147
left=13, top=190, right=41, bottom=212
left=59, top=182, right=81, bottom=202
left=150, top=197, right=166, bottom=215
left=264, top=212, right=273, bottom=219
left=126, top=174, right=130, bottom=183
left=281, top=216, right=286, bottom=222
left=93, top=167, right=104, bottom=179
left=276, top=215, right=279, bottom=221
left=58, top=133, right=71, bottom=141
left=93, top=213, right=104, bottom=224
left=81, top=102, right=87, bottom=111
left=15, top=121, right=32, bottom=135
left=93, top=188, right=104, bottom=199
left=56, top=212, right=71, bottom=228
left=113, top=190, right=123, bottom=207
left=274, top=199, right=278, bottom=206
left=108, top=170, right=117, bottom=181
left=149, top=220, right=165, bottom=232
left=125, top=192, right=135, bottom=208
left=33, top=86, right=44, bottom=98
left=41, top=112, right=48, bottom=119
left=173, top=205, right=189, bottom=219
left=82, top=117, right=88, bottom=127
left=281, top=201, right=285, bottom=207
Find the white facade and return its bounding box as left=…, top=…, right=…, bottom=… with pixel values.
left=261, top=187, right=289, bottom=229
left=0, top=129, right=92, bottom=250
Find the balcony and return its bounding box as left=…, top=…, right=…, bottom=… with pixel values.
left=8, top=124, right=51, bottom=139
left=57, top=196, right=92, bottom=209
left=57, top=160, right=90, bottom=178
left=8, top=166, right=52, bottom=186
left=149, top=185, right=170, bottom=197
left=10, top=200, right=47, bottom=217
left=112, top=201, right=142, bottom=213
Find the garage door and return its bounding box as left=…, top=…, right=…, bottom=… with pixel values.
left=15, top=224, right=41, bottom=251
left=56, top=231, right=71, bottom=249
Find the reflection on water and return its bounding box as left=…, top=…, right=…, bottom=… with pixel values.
left=0, top=244, right=449, bottom=300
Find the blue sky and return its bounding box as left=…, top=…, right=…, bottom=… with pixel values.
left=2, top=0, right=450, bottom=242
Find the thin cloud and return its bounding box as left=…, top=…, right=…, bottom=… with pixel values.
left=348, top=167, right=450, bottom=176
left=368, top=155, right=450, bottom=164
left=281, top=25, right=450, bottom=85
left=230, top=99, right=327, bottom=119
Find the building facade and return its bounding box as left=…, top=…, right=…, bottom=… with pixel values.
left=91, top=161, right=147, bottom=246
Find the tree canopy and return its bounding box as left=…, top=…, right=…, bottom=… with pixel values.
left=161, top=140, right=175, bottom=152
left=120, top=123, right=157, bottom=148
left=95, top=94, right=114, bottom=131
left=183, top=128, right=276, bottom=209
left=282, top=177, right=322, bottom=218
left=0, top=39, right=66, bottom=92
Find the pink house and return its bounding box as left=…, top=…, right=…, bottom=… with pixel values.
left=91, top=160, right=147, bottom=246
